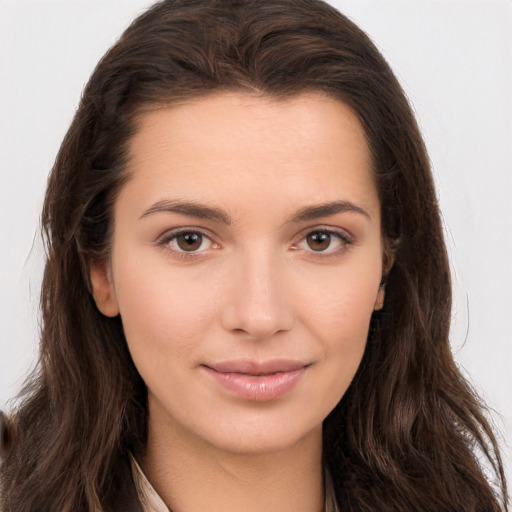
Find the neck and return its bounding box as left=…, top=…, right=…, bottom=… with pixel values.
left=139, top=407, right=324, bottom=512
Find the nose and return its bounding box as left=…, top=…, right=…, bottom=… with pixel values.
left=220, top=250, right=295, bottom=340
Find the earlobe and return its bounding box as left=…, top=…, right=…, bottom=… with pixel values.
left=374, top=286, right=385, bottom=311
left=89, top=261, right=119, bottom=317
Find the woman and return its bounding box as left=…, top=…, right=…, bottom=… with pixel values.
left=0, top=0, right=508, bottom=510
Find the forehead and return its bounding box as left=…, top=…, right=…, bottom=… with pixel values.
left=124, top=91, right=378, bottom=220
left=130, top=91, right=369, bottom=163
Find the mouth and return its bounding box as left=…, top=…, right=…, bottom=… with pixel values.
left=201, top=359, right=310, bottom=401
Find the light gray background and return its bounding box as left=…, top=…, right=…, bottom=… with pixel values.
left=1, top=0, right=511, bottom=487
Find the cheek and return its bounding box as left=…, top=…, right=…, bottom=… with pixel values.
left=299, top=258, right=379, bottom=337
left=111, top=256, right=222, bottom=368
left=299, top=262, right=379, bottom=385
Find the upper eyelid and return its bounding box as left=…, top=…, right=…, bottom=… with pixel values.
left=297, top=230, right=351, bottom=246
left=293, top=230, right=353, bottom=259
left=157, top=226, right=214, bottom=241
left=298, top=225, right=354, bottom=242
left=154, top=225, right=354, bottom=247
left=156, top=227, right=217, bottom=252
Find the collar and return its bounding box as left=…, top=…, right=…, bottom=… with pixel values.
left=130, top=454, right=169, bottom=512
left=130, top=453, right=339, bottom=512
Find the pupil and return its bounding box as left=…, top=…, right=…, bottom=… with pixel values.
left=307, top=232, right=331, bottom=251
left=177, top=233, right=202, bottom=251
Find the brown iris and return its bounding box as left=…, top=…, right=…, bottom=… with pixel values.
left=306, top=231, right=332, bottom=251
left=176, top=233, right=203, bottom=251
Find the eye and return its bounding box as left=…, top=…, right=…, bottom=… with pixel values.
left=295, top=229, right=351, bottom=254
left=159, top=230, right=216, bottom=253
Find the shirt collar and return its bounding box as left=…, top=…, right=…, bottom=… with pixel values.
left=129, top=453, right=170, bottom=512
left=129, top=453, right=339, bottom=512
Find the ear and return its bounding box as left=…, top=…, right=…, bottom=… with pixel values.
left=374, top=286, right=385, bottom=311
left=89, top=260, right=119, bottom=317
left=381, top=236, right=398, bottom=278
left=374, top=236, right=398, bottom=312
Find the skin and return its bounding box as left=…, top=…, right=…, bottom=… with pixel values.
left=91, top=91, right=385, bottom=512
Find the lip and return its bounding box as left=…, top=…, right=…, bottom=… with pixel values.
left=202, top=359, right=309, bottom=401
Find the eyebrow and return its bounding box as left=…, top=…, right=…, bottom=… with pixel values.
left=139, top=199, right=232, bottom=224
left=139, top=199, right=370, bottom=225
left=287, top=200, right=371, bottom=223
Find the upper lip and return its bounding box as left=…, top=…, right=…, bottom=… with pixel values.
left=204, top=359, right=309, bottom=376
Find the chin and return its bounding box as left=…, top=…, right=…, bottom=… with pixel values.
left=201, top=419, right=323, bottom=457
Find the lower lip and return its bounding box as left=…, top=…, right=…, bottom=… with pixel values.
left=202, top=366, right=306, bottom=401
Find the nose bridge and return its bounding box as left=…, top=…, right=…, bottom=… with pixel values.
left=221, top=244, right=294, bottom=339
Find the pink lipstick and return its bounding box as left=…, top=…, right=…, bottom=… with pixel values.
left=202, top=359, right=308, bottom=401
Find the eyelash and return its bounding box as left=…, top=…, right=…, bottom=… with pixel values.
left=293, top=229, right=353, bottom=258
left=156, top=228, right=219, bottom=259
left=156, top=227, right=353, bottom=259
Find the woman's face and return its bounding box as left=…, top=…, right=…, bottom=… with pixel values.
left=92, top=91, right=384, bottom=455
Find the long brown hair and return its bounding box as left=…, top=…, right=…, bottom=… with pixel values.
left=0, top=1, right=508, bottom=510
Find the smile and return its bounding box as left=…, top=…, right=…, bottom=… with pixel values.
left=201, top=359, right=309, bottom=401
